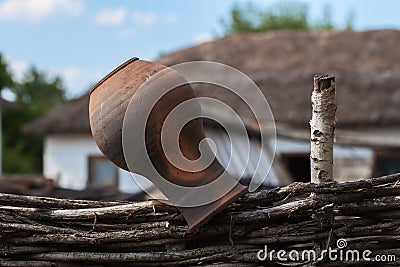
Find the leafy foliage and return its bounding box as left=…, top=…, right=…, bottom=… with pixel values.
left=0, top=54, right=66, bottom=173
left=0, top=55, right=14, bottom=91
left=221, top=1, right=338, bottom=34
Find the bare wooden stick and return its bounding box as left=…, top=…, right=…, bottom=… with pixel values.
left=1, top=174, right=400, bottom=265
left=310, top=75, right=336, bottom=184
left=0, top=193, right=126, bottom=208
left=0, top=260, right=57, bottom=267
left=309, top=75, right=337, bottom=263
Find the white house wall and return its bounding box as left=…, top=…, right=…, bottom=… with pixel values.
left=204, top=128, right=282, bottom=187
left=273, top=137, right=374, bottom=181
left=44, top=133, right=376, bottom=193
left=361, top=127, right=400, bottom=143
left=44, top=134, right=142, bottom=193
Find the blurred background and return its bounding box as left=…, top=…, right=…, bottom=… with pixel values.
left=0, top=0, right=400, bottom=199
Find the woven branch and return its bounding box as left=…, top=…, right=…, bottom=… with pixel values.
left=1, top=173, right=400, bottom=266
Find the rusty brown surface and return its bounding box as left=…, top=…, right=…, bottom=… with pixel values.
left=89, top=58, right=248, bottom=230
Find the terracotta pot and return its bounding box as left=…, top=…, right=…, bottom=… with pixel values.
left=89, top=58, right=163, bottom=170
left=89, top=58, right=248, bottom=230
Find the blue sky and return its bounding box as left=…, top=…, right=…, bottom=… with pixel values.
left=0, top=0, right=399, bottom=98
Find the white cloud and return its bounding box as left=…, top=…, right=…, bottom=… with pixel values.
left=195, top=33, right=214, bottom=44
left=57, top=67, right=95, bottom=96
left=47, top=66, right=95, bottom=96
left=0, top=0, right=84, bottom=23
left=142, top=53, right=157, bottom=61
left=5, top=57, right=99, bottom=97
left=116, top=29, right=135, bottom=39
left=60, top=67, right=82, bottom=87
left=8, top=59, right=29, bottom=81
left=93, top=7, right=126, bottom=26
left=91, top=9, right=178, bottom=28
left=132, top=11, right=157, bottom=27
left=163, top=14, right=177, bottom=24
left=1, top=88, right=16, bottom=101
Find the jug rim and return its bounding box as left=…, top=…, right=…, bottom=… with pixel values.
left=89, top=57, right=139, bottom=95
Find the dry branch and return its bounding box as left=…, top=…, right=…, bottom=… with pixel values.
left=1, top=174, right=400, bottom=266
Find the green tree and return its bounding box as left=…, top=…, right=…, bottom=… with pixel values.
left=221, top=1, right=335, bottom=34
left=258, top=1, right=309, bottom=31
left=2, top=65, right=66, bottom=173
left=345, top=10, right=355, bottom=30
left=314, top=3, right=334, bottom=30
left=12, top=67, right=66, bottom=116
left=0, top=54, right=14, bottom=92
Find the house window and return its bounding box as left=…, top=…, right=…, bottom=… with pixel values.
left=88, top=156, right=119, bottom=190
left=280, top=153, right=310, bottom=183
left=373, top=150, right=400, bottom=177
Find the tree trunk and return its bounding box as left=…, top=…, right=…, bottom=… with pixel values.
left=310, top=75, right=336, bottom=184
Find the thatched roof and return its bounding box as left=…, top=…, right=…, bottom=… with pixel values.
left=25, top=30, right=400, bottom=134
left=24, top=95, right=89, bottom=134
left=158, top=29, right=400, bottom=128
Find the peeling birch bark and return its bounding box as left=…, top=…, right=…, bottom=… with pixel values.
left=310, top=75, right=336, bottom=184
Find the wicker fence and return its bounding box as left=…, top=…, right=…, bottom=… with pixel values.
left=1, top=173, right=400, bottom=266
